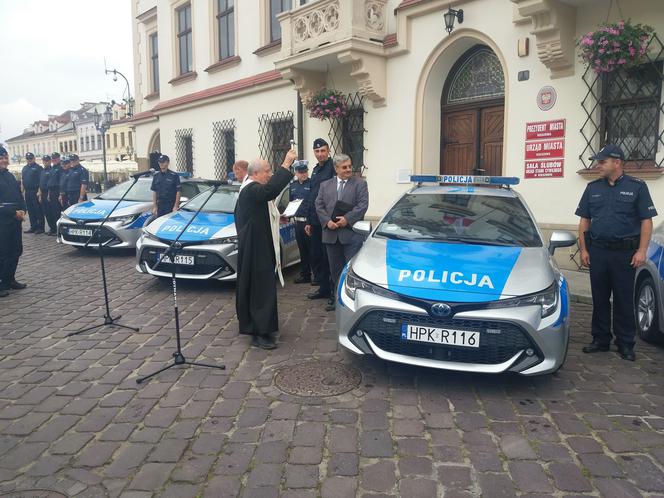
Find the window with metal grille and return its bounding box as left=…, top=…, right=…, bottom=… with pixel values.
left=150, top=32, right=159, bottom=92
left=328, top=93, right=367, bottom=174
left=177, top=4, right=193, bottom=75
left=270, top=0, right=291, bottom=42
left=217, top=0, right=234, bottom=60
left=580, top=34, right=664, bottom=169
left=213, top=120, right=236, bottom=180
left=175, top=128, right=194, bottom=173
left=258, top=112, right=295, bottom=169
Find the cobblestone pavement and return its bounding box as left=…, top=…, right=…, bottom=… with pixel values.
left=1, top=233, right=664, bottom=498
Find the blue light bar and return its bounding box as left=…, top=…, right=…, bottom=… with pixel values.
left=410, top=175, right=520, bottom=186
left=177, top=172, right=193, bottom=178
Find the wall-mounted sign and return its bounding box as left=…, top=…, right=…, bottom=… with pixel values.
left=525, top=119, right=565, bottom=140
left=524, top=139, right=565, bottom=160
left=525, top=159, right=564, bottom=179
left=537, top=86, right=557, bottom=111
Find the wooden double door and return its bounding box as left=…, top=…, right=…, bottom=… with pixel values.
left=440, top=104, right=504, bottom=176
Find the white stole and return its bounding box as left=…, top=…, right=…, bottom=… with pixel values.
left=240, top=178, right=284, bottom=287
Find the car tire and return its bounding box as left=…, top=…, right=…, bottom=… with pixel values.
left=635, top=277, right=662, bottom=343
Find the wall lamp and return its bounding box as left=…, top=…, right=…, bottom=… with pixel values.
left=444, top=7, right=464, bottom=34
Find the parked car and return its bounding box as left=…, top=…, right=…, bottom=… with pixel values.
left=56, top=174, right=216, bottom=249
left=336, top=175, right=577, bottom=376
left=634, top=219, right=664, bottom=342
left=135, top=183, right=299, bottom=281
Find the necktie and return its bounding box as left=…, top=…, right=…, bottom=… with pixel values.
left=337, top=180, right=345, bottom=199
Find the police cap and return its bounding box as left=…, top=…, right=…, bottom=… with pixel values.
left=0, top=146, right=8, bottom=157
left=26, top=152, right=35, bottom=159
left=69, top=153, right=79, bottom=161
left=42, top=155, right=51, bottom=161
left=61, top=156, right=71, bottom=164
left=589, top=144, right=625, bottom=161
left=313, top=138, right=328, bottom=150
left=158, top=154, right=170, bottom=163
left=51, top=152, right=60, bottom=159
left=293, top=160, right=309, bottom=172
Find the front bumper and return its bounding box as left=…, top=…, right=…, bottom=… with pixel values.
left=336, top=274, right=570, bottom=376
left=57, top=218, right=143, bottom=249
left=135, top=236, right=238, bottom=281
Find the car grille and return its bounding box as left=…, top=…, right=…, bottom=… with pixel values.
left=60, top=224, right=116, bottom=245
left=353, top=310, right=536, bottom=365
left=139, top=247, right=233, bottom=276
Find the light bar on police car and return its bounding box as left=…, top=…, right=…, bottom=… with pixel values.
left=410, top=175, right=520, bottom=185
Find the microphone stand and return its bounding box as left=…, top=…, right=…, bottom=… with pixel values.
left=136, top=184, right=226, bottom=384
left=67, top=174, right=148, bottom=337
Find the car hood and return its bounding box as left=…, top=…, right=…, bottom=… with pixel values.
left=65, top=199, right=151, bottom=220
left=352, top=237, right=554, bottom=302
left=145, top=211, right=236, bottom=242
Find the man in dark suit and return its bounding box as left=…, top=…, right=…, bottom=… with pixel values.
left=315, top=153, right=369, bottom=311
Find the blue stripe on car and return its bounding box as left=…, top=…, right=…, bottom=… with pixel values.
left=385, top=240, right=522, bottom=302
left=128, top=212, right=152, bottom=229
left=154, top=212, right=235, bottom=242
left=68, top=200, right=140, bottom=219
left=338, top=264, right=349, bottom=306
left=552, top=276, right=568, bottom=328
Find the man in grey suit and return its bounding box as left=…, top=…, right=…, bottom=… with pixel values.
left=315, top=154, right=369, bottom=311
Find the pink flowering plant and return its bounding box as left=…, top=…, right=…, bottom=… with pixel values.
left=306, top=89, right=349, bottom=120
left=578, top=20, right=654, bottom=74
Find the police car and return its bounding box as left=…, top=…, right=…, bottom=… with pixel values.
left=135, top=183, right=300, bottom=280
left=337, top=175, right=577, bottom=376
left=634, top=219, right=664, bottom=342
left=57, top=174, right=216, bottom=249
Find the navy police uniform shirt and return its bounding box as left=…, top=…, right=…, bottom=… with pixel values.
left=151, top=170, right=181, bottom=203
left=59, top=169, right=71, bottom=194
left=48, top=164, right=63, bottom=191
left=65, top=165, right=89, bottom=193
left=39, top=166, right=53, bottom=192
left=21, top=163, right=43, bottom=190
left=0, top=169, right=26, bottom=224
left=289, top=177, right=311, bottom=218
left=575, top=174, right=658, bottom=240
left=306, top=157, right=334, bottom=225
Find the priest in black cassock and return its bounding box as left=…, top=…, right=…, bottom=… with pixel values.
left=235, top=149, right=297, bottom=349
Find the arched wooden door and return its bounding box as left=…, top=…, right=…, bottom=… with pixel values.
left=441, top=46, right=505, bottom=176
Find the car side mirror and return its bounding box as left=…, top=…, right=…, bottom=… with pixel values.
left=352, top=220, right=372, bottom=236
left=179, top=197, right=189, bottom=205
left=548, top=230, right=577, bottom=255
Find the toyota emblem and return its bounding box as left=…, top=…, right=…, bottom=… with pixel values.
left=431, top=303, right=452, bottom=317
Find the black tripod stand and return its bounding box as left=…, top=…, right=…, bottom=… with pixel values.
left=67, top=173, right=151, bottom=337
left=136, top=182, right=226, bottom=384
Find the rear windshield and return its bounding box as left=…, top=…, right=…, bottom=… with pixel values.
left=98, top=179, right=153, bottom=202
left=181, top=186, right=238, bottom=213
left=375, top=192, right=542, bottom=247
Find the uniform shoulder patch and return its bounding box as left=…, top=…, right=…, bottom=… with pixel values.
left=625, top=175, right=644, bottom=184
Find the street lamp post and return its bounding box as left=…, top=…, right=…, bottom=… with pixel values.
left=93, top=105, right=113, bottom=190
left=105, top=68, right=133, bottom=118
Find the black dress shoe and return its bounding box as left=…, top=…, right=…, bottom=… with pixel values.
left=46, top=231, right=55, bottom=236
left=0, top=289, right=8, bottom=298
left=294, top=275, right=311, bottom=284
left=617, top=346, right=636, bottom=361
left=24, top=229, right=35, bottom=234
left=251, top=336, right=277, bottom=350
left=325, top=302, right=336, bottom=312
left=311, top=280, right=320, bottom=286
left=582, top=341, right=610, bottom=354
left=8, top=281, right=26, bottom=290
left=34, top=229, right=45, bottom=234
left=307, top=290, right=330, bottom=300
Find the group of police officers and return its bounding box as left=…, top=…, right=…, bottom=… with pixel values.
left=0, top=140, right=660, bottom=361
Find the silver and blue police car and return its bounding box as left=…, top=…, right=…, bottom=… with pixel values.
left=337, top=175, right=577, bottom=376
left=135, top=183, right=300, bottom=280
left=634, top=219, right=664, bottom=343
left=57, top=174, right=216, bottom=249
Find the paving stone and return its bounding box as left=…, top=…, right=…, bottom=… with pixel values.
left=619, top=455, right=664, bottom=491
left=128, top=463, right=175, bottom=491
left=478, top=473, right=517, bottom=498
left=285, top=464, right=319, bottom=488
left=321, top=477, right=357, bottom=498
left=437, top=465, right=472, bottom=490
left=246, top=463, right=283, bottom=488
left=328, top=453, right=359, bottom=477
left=508, top=461, right=554, bottom=493
left=289, top=446, right=322, bottom=465
left=361, top=461, right=396, bottom=493
left=549, top=462, right=593, bottom=492
left=398, top=478, right=437, bottom=498
left=500, top=435, right=537, bottom=460
left=578, top=453, right=624, bottom=477
left=360, top=431, right=394, bottom=457
left=328, top=426, right=357, bottom=453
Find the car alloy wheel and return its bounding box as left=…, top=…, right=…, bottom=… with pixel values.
left=636, top=277, right=661, bottom=343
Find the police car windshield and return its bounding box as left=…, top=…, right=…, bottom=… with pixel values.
left=97, top=179, right=153, bottom=202
left=375, top=193, right=542, bottom=247
left=182, top=186, right=238, bottom=213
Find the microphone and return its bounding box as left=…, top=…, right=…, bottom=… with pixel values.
left=131, top=168, right=156, bottom=179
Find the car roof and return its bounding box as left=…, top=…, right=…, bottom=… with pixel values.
left=408, top=185, right=519, bottom=198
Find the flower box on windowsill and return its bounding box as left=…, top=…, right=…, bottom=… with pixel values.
left=168, top=71, right=198, bottom=85
left=205, top=56, right=242, bottom=74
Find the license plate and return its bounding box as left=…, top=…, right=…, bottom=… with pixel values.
left=159, top=254, right=194, bottom=265
left=401, top=324, right=480, bottom=348
left=68, top=228, right=93, bottom=237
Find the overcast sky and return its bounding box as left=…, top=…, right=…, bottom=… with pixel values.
left=0, top=0, right=134, bottom=144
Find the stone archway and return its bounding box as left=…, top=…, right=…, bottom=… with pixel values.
left=147, top=129, right=161, bottom=171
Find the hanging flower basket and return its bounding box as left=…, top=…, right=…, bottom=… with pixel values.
left=577, top=20, right=654, bottom=74
left=306, top=89, right=349, bottom=120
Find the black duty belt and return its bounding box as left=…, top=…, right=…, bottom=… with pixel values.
left=591, top=237, right=639, bottom=251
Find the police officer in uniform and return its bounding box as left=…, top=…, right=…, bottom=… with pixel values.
left=21, top=152, right=44, bottom=233
left=576, top=144, right=658, bottom=361
left=289, top=160, right=312, bottom=283
left=59, top=156, right=72, bottom=209
left=65, top=154, right=89, bottom=206
left=151, top=154, right=181, bottom=217
left=304, top=139, right=335, bottom=300
left=38, top=154, right=55, bottom=235
left=47, top=152, right=63, bottom=235
left=0, top=146, right=27, bottom=297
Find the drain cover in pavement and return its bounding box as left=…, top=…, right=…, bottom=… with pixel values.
left=1, top=491, right=68, bottom=498
left=274, top=360, right=362, bottom=397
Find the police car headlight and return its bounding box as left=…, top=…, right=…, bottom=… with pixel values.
left=344, top=269, right=396, bottom=301
left=108, top=214, right=138, bottom=225
left=142, top=230, right=161, bottom=242
left=202, top=236, right=237, bottom=246
left=488, top=282, right=559, bottom=318
left=60, top=213, right=72, bottom=221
